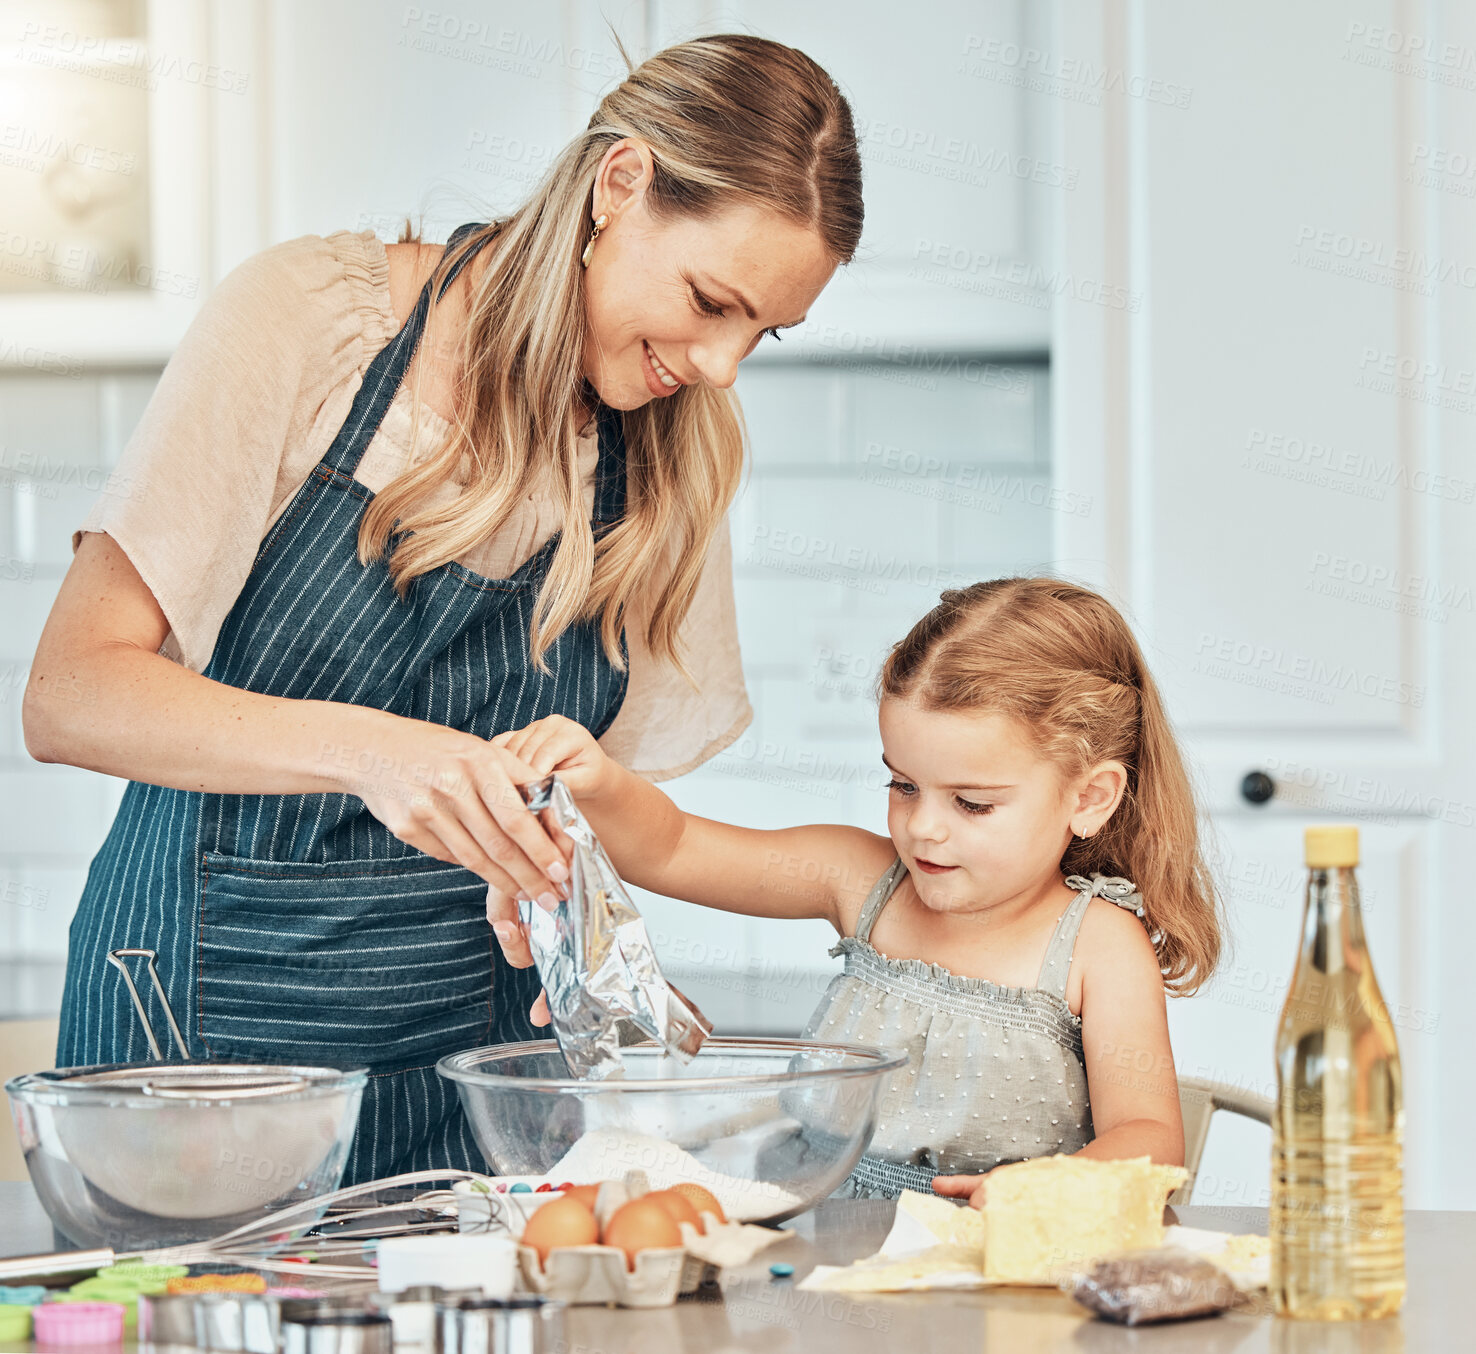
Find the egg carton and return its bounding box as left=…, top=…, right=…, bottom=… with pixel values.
left=453, top=1174, right=789, bottom=1308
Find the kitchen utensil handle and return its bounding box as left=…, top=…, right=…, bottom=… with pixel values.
left=107, top=947, right=192, bottom=1062
left=139, top=1078, right=312, bottom=1099
left=0, top=1248, right=116, bottom=1282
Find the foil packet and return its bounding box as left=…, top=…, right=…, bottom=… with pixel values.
left=516, top=773, right=711, bottom=1079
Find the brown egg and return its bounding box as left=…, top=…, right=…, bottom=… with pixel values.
left=520, top=1195, right=599, bottom=1264
left=643, top=1188, right=702, bottom=1231
left=562, top=1183, right=603, bottom=1211
left=600, top=1198, right=683, bottom=1270
left=669, top=1182, right=726, bottom=1228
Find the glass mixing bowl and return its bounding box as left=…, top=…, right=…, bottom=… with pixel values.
left=6, top=1061, right=366, bottom=1248
left=438, top=1037, right=908, bottom=1223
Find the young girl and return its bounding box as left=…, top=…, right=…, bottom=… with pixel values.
left=489, top=577, right=1223, bottom=1206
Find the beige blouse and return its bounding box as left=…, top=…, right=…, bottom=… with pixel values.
left=73, top=228, right=752, bottom=780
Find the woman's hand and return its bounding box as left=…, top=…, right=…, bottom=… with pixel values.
left=483, top=715, right=617, bottom=1027
left=333, top=715, right=570, bottom=905
left=931, top=1172, right=990, bottom=1210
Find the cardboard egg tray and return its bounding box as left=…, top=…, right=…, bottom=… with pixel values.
left=454, top=1174, right=789, bottom=1308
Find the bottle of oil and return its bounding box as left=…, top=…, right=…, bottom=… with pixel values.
left=1270, top=824, right=1404, bottom=1319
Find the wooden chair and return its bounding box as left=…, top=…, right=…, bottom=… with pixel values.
left=1170, top=1076, right=1273, bottom=1205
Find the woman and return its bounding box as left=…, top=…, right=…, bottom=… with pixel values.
left=24, top=34, right=863, bottom=1183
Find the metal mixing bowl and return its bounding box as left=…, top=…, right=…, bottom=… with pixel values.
left=438, top=1037, right=908, bottom=1223
left=6, top=1061, right=366, bottom=1248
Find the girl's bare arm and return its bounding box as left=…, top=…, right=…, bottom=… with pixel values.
left=490, top=715, right=887, bottom=938
left=1073, top=903, right=1185, bottom=1165
left=932, top=903, right=1185, bottom=1209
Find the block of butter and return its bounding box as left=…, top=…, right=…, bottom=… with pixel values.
left=982, top=1154, right=1188, bottom=1284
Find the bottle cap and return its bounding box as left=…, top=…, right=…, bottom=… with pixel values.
left=1304, top=824, right=1358, bottom=868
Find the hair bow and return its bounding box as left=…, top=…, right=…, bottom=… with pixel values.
left=1065, top=873, right=1145, bottom=917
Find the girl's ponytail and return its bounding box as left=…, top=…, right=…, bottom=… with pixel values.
left=1059, top=652, right=1222, bottom=993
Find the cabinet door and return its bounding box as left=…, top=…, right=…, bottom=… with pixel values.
left=650, top=0, right=1056, bottom=348
left=1056, top=0, right=1476, bottom=1208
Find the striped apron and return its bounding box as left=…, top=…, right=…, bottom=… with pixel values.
left=56, top=221, right=630, bottom=1182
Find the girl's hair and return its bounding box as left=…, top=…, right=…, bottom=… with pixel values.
left=365, top=34, right=863, bottom=675
left=879, top=577, right=1222, bottom=995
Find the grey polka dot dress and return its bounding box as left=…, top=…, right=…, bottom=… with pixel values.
left=801, top=858, right=1148, bottom=1200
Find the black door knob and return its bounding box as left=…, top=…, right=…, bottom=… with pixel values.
left=1241, top=770, right=1275, bottom=806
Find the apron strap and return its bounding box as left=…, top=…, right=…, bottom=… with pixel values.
left=320, top=221, right=627, bottom=543
left=591, top=403, right=628, bottom=527
left=319, top=221, right=498, bottom=478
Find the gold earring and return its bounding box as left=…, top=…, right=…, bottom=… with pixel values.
left=581, top=213, right=610, bottom=269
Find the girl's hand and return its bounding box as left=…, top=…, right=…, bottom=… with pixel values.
left=489, top=714, right=613, bottom=800
left=484, top=715, right=615, bottom=1016
left=931, top=1172, right=990, bottom=1210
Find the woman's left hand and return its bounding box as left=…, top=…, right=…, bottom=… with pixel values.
left=485, top=714, right=612, bottom=1030
left=931, top=1172, right=990, bottom=1210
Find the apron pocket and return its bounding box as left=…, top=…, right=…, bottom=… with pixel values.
left=197, top=850, right=495, bottom=1072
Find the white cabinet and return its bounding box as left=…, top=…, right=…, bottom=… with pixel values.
left=1055, top=0, right=1476, bottom=1208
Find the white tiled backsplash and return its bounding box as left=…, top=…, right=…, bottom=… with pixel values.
left=656, top=358, right=1052, bottom=1031
left=0, top=358, right=1050, bottom=1028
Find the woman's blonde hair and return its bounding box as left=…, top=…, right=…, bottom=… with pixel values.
left=365, top=34, right=863, bottom=675
left=879, top=577, right=1222, bottom=995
